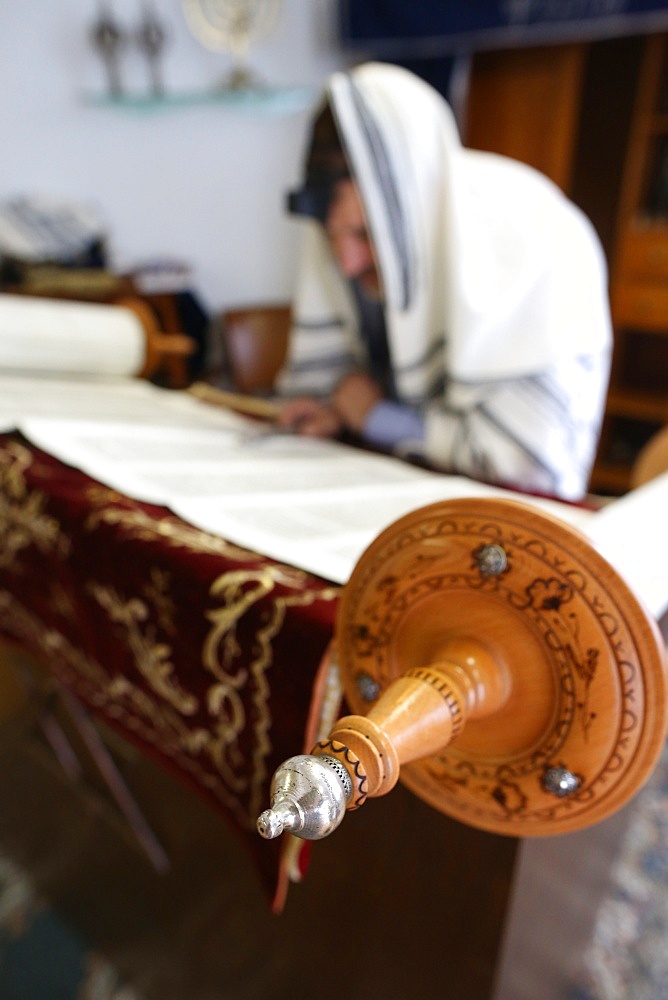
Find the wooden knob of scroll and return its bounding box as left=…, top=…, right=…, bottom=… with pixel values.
left=259, top=497, right=668, bottom=843
left=314, top=639, right=509, bottom=808
left=117, top=297, right=195, bottom=378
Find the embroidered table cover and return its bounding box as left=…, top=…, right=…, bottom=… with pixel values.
left=0, top=432, right=339, bottom=907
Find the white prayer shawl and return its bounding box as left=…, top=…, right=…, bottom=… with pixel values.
left=278, top=63, right=612, bottom=501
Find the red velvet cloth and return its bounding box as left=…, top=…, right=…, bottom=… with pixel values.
left=0, top=432, right=339, bottom=903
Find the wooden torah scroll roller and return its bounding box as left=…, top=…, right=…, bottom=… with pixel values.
left=257, top=498, right=668, bottom=842
left=117, top=297, right=195, bottom=380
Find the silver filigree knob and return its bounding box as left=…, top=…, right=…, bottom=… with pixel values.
left=475, top=543, right=508, bottom=577
left=257, top=754, right=352, bottom=841
left=542, top=765, right=581, bottom=797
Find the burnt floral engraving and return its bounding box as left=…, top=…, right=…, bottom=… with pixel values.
left=337, top=501, right=650, bottom=833
left=524, top=576, right=600, bottom=739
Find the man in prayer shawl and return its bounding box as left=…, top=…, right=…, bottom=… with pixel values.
left=275, top=62, right=612, bottom=502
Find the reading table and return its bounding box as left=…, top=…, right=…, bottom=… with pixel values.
left=0, top=429, right=525, bottom=998
left=1, top=424, right=666, bottom=1000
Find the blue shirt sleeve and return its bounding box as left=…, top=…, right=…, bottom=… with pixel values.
left=361, top=400, right=426, bottom=451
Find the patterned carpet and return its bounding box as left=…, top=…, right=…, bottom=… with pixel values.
left=0, top=852, right=142, bottom=1000
left=568, top=739, right=668, bottom=1000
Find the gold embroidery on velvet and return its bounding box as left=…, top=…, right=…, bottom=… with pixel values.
left=86, top=485, right=128, bottom=506
left=0, top=580, right=339, bottom=827
left=203, top=570, right=339, bottom=818
left=85, top=495, right=331, bottom=591
left=0, top=591, right=264, bottom=827
left=0, top=591, right=108, bottom=687
left=247, top=587, right=339, bottom=818
left=85, top=503, right=261, bottom=562
left=142, top=567, right=176, bottom=636
left=0, top=457, right=342, bottom=824
left=87, top=582, right=198, bottom=715
left=0, top=441, right=70, bottom=568
left=203, top=570, right=275, bottom=795
left=48, top=582, right=77, bottom=622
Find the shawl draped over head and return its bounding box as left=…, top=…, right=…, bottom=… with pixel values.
left=278, top=62, right=612, bottom=500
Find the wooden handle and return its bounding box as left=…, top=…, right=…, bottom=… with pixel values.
left=187, top=381, right=282, bottom=420
left=259, top=497, right=668, bottom=843
left=315, top=639, right=509, bottom=807
left=116, top=297, right=195, bottom=379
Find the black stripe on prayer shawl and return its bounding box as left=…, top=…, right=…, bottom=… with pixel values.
left=397, top=339, right=444, bottom=383
left=518, top=374, right=593, bottom=460
left=346, top=77, right=414, bottom=311
left=446, top=355, right=606, bottom=400
left=288, top=350, right=359, bottom=375
left=292, top=316, right=348, bottom=332
left=426, top=369, right=447, bottom=400
left=397, top=370, right=446, bottom=408
left=396, top=336, right=444, bottom=374
left=523, top=373, right=573, bottom=421
left=394, top=338, right=446, bottom=404
left=475, top=402, right=561, bottom=486
left=452, top=417, right=495, bottom=483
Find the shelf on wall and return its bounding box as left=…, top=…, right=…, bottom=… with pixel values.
left=82, top=85, right=318, bottom=116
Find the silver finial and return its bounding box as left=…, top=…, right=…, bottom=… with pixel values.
left=257, top=754, right=352, bottom=841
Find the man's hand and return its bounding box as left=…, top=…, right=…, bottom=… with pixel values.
left=276, top=373, right=383, bottom=439
left=331, top=372, right=383, bottom=433
left=275, top=397, right=343, bottom=438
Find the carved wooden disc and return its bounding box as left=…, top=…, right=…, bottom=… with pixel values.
left=336, top=498, right=668, bottom=836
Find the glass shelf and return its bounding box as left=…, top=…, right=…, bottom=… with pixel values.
left=83, top=85, right=318, bottom=116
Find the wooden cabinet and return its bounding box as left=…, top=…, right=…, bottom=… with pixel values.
left=465, top=34, right=668, bottom=496
left=592, top=34, right=668, bottom=494
left=464, top=43, right=586, bottom=192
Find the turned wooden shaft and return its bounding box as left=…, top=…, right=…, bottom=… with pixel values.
left=314, top=638, right=509, bottom=807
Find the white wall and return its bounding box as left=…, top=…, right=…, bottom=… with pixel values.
left=0, top=0, right=353, bottom=313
